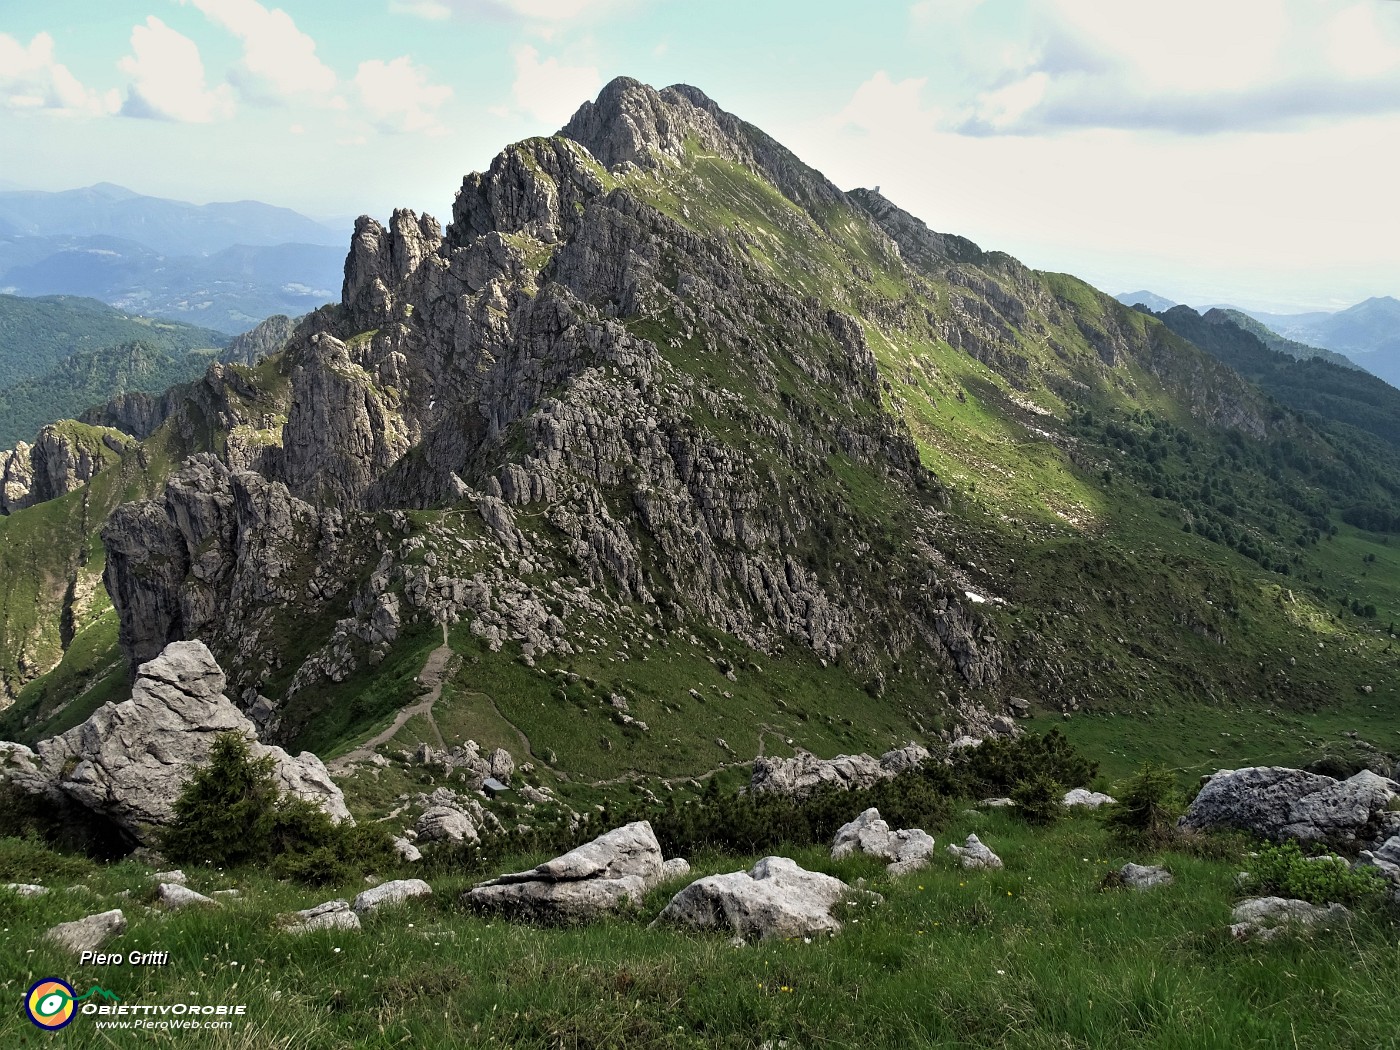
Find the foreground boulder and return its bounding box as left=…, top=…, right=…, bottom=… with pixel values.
left=416, top=805, right=479, bottom=844
left=353, top=879, right=432, bottom=914
left=4, top=641, right=350, bottom=845
left=947, top=833, right=1003, bottom=870
left=830, top=808, right=936, bottom=875
left=466, top=821, right=678, bottom=923
left=1229, top=897, right=1350, bottom=941
left=46, top=909, right=126, bottom=955
left=750, top=744, right=929, bottom=798
left=654, top=856, right=880, bottom=940
left=1181, top=767, right=1398, bottom=843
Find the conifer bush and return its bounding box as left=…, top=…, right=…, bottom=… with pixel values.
left=1103, top=761, right=1182, bottom=844
left=163, top=733, right=394, bottom=885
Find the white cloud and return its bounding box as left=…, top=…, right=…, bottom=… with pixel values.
left=119, top=16, right=234, bottom=123
left=392, top=0, right=629, bottom=24
left=834, top=71, right=938, bottom=137
left=509, top=44, right=600, bottom=126
left=908, top=0, right=1400, bottom=136
left=0, top=32, right=119, bottom=117
left=178, top=0, right=337, bottom=102
left=353, top=56, right=453, bottom=135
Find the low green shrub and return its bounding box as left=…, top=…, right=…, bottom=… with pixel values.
left=1103, top=762, right=1182, bottom=843
left=162, top=734, right=395, bottom=885
left=1011, top=773, right=1065, bottom=826
left=952, top=730, right=1097, bottom=798
left=1244, top=841, right=1389, bottom=906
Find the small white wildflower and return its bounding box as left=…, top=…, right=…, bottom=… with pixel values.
left=333, top=947, right=342, bottom=953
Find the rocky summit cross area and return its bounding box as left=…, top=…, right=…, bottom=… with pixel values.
left=2, top=4, right=1400, bottom=1047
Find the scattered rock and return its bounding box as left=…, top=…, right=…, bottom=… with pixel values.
left=46, top=909, right=126, bottom=955
left=978, top=797, right=1015, bottom=809
left=353, top=879, right=433, bottom=914
left=661, top=857, right=691, bottom=880
left=4, top=883, right=48, bottom=896
left=654, top=856, right=880, bottom=941
left=466, top=821, right=678, bottom=923
left=284, top=899, right=361, bottom=933
left=946, top=833, right=1003, bottom=870
left=829, top=807, right=936, bottom=875
left=1229, top=897, right=1350, bottom=941
left=153, top=869, right=187, bottom=884
left=1063, top=788, right=1116, bottom=808
left=157, top=883, right=216, bottom=910
left=1117, top=863, right=1173, bottom=890
left=392, top=836, right=423, bottom=862
left=1357, top=835, right=1400, bottom=901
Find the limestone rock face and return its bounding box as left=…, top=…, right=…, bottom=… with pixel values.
left=750, top=744, right=930, bottom=799
left=465, top=821, right=674, bottom=923
left=1180, top=767, right=1399, bottom=842
left=947, top=834, right=1003, bottom=871
left=46, top=909, right=126, bottom=955
left=654, top=856, right=880, bottom=941
left=0, top=441, right=34, bottom=513
left=1228, top=897, right=1350, bottom=941
left=14, top=641, right=349, bottom=844
left=416, top=806, right=478, bottom=844
left=829, top=807, right=936, bottom=876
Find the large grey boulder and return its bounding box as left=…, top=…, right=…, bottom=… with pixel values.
left=46, top=909, right=126, bottom=955
left=1229, top=897, right=1350, bottom=941
left=750, top=744, right=929, bottom=799
left=654, top=856, right=880, bottom=940
left=353, top=879, right=432, bottom=914
left=1181, top=766, right=1398, bottom=842
left=830, top=808, right=936, bottom=876
left=465, top=821, right=674, bottom=923
left=947, top=833, right=1003, bottom=870
left=284, top=899, right=361, bottom=933
left=12, top=641, right=349, bottom=844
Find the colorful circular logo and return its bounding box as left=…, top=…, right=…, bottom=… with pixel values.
left=25, top=978, right=77, bottom=1030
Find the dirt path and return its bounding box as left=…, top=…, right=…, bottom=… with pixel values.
left=330, top=624, right=451, bottom=772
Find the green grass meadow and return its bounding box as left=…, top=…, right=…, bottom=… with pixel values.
left=2, top=808, right=1397, bottom=1049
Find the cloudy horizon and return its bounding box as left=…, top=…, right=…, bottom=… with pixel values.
left=3, top=0, right=1399, bottom=313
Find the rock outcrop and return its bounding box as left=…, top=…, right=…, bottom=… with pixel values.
left=1063, top=788, right=1116, bottom=809
left=465, top=821, right=675, bottom=923
left=1116, top=863, right=1173, bottom=891
left=654, top=856, right=880, bottom=940
left=5, top=641, right=349, bottom=846
left=750, top=744, right=930, bottom=799
left=829, top=807, right=936, bottom=875
left=1357, top=835, right=1400, bottom=901
left=1180, top=767, right=1399, bottom=843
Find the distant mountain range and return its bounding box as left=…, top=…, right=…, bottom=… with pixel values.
left=0, top=185, right=346, bottom=335
left=1117, top=290, right=1400, bottom=388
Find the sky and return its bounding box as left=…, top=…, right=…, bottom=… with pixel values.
left=3, top=0, right=1400, bottom=313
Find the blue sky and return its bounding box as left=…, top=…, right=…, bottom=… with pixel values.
left=3, top=0, right=1400, bottom=312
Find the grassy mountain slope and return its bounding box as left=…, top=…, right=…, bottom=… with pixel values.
left=1213, top=307, right=1362, bottom=371
left=1, top=79, right=1397, bottom=803
left=0, top=293, right=225, bottom=390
